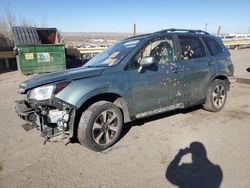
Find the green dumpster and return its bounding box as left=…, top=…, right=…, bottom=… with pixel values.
left=12, top=27, right=66, bottom=74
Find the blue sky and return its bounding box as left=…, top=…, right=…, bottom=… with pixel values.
left=0, top=0, right=250, bottom=33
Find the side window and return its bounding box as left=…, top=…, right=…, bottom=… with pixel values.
left=133, top=38, right=175, bottom=67
left=179, top=36, right=206, bottom=60
left=203, top=37, right=223, bottom=56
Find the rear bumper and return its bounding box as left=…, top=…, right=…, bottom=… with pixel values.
left=228, top=76, right=236, bottom=83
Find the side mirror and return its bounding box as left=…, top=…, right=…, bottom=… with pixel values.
left=138, top=56, right=155, bottom=73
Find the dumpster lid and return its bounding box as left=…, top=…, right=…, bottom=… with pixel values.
left=36, top=28, right=61, bottom=44
left=12, top=26, right=42, bottom=45
left=12, top=26, right=62, bottom=45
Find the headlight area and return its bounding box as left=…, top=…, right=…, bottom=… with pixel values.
left=28, top=80, right=71, bottom=101
left=28, top=85, right=55, bottom=101
left=16, top=81, right=75, bottom=140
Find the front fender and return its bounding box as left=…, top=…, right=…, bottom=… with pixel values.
left=55, top=71, right=130, bottom=109
left=76, top=86, right=125, bottom=109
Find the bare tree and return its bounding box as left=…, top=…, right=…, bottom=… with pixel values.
left=0, top=3, right=46, bottom=50
left=0, top=4, right=16, bottom=50
left=0, top=4, right=16, bottom=40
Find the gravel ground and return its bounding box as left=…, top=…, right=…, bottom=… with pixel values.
left=0, top=49, right=250, bottom=188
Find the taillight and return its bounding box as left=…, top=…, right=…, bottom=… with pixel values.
left=228, top=64, right=234, bottom=74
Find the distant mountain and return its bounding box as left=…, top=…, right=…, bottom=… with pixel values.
left=61, top=32, right=134, bottom=41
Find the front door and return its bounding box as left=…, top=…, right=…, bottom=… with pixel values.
left=127, top=37, right=184, bottom=116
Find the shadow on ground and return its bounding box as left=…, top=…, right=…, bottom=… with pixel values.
left=119, top=105, right=202, bottom=141
left=70, top=105, right=202, bottom=145
left=236, top=77, right=250, bottom=85
left=166, top=142, right=223, bottom=188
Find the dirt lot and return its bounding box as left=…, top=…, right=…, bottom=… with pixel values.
left=0, top=49, right=250, bottom=188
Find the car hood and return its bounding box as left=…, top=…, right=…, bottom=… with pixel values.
left=18, top=66, right=105, bottom=93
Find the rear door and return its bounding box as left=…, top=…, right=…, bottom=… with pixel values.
left=177, top=35, right=216, bottom=106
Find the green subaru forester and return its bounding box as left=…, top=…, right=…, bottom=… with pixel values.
left=16, top=29, right=235, bottom=151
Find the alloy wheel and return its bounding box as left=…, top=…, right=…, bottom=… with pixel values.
left=212, top=84, right=226, bottom=108
left=92, top=110, right=119, bottom=145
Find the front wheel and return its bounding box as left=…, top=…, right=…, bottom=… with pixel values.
left=77, top=101, right=123, bottom=151
left=203, top=79, right=228, bottom=112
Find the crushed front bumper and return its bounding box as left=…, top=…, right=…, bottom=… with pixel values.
left=15, top=99, right=76, bottom=140
left=15, top=100, right=36, bottom=122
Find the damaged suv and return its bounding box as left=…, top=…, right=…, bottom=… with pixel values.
left=16, top=29, right=235, bottom=151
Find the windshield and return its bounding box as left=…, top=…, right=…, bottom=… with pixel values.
left=84, top=39, right=141, bottom=67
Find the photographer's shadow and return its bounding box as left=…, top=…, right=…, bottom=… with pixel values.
left=166, top=142, right=223, bottom=188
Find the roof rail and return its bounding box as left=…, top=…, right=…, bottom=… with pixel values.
left=124, top=28, right=209, bottom=41
left=157, top=28, right=209, bottom=35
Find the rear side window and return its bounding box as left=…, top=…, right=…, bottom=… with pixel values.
left=203, top=37, right=223, bottom=56
left=178, top=36, right=206, bottom=60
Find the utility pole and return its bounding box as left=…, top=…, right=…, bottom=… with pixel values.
left=205, top=23, right=208, bottom=32
left=133, top=23, right=136, bottom=36
left=217, top=25, right=221, bottom=36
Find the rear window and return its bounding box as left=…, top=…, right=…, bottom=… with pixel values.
left=203, top=37, right=223, bottom=56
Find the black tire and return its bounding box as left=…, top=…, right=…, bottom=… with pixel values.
left=77, top=101, right=123, bottom=151
left=203, top=79, right=228, bottom=112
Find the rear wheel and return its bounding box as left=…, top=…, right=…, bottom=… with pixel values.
left=203, top=79, right=228, bottom=112
left=77, top=101, right=123, bottom=151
